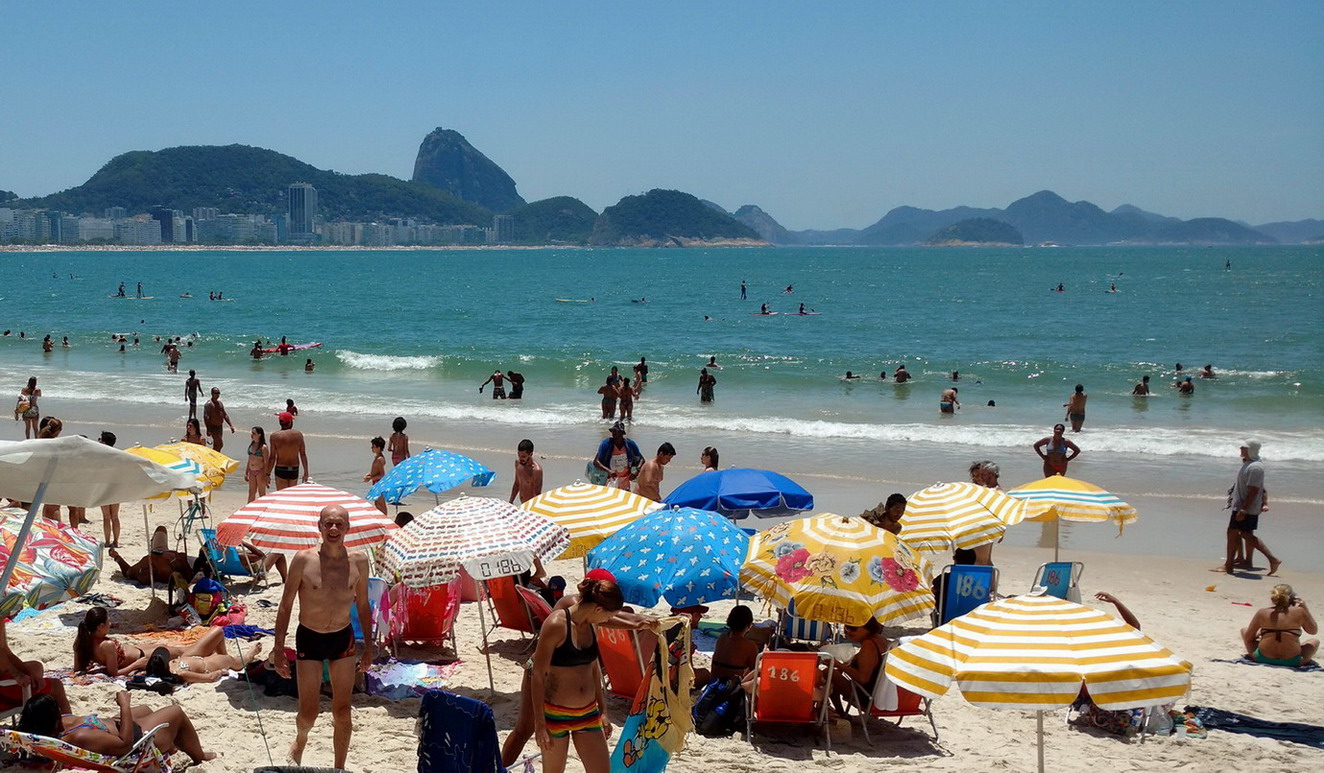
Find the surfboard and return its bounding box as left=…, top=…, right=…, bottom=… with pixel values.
left=749, top=312, right=779, bottom=316
left=261, top=342, right=323, bottom=354
left=555, top=298, right=591, bottom=303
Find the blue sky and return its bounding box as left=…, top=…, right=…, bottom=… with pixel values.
left=2, top=1, right=1320, bottom=228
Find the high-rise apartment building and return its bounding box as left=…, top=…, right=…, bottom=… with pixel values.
left=287, top=183, right=318, bottom=240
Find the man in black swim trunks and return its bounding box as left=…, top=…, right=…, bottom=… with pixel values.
left=479, top=370, right=507, bottom=399
left=266, top=411, right=309, bottom=490
left=274, top=505, right=371, bottom=770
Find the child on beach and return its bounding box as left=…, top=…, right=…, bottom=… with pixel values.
left=388, top=417, right=410, bottom=466
left=366, top=436, right=387, bottom=513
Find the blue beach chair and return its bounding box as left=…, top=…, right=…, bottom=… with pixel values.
left=1032, top=561, right=1084, bottom=602
left=199, top=527, right=265, bottom=589
left=773, top=601, right=839, bottom=648
left=935, top=564, right=998, bottom=625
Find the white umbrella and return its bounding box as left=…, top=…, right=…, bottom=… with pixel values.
left=0, top=436, right=198, bottom=592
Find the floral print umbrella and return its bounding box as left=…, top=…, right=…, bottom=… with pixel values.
left=741, top=513, right=934, bottom=626
left=0, top=507, right=102, bottom=619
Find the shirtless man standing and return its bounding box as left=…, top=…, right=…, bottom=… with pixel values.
left=939, top=387, right=959, bottom=414
left=274, top=505, right=371, bottom=770
left=267, top=412, right=309, bottom=489
left=202, top=388, right=235, bottom=452
left=184, top=370, right=202, bottom=421
left=634, top=443, right=675, bottom=501
left=510, top=439, right=544, bottom=504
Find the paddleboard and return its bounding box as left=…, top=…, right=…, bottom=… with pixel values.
left=555, top=298, right=591, bottom=303
left=262, top=342, right=323, bottom=354
left=749, top=312, right=779, bottom=316
left=791, top=312, right=821, bottom=316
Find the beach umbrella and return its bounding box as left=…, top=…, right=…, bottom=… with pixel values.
left=898, top=482, right=1044, bottom=555
left=367, top=448, right=496, bottom=505
left=0, top=437, right=198, bottom=592
left=740, top=513, right=934, bottom=626
left=216, top=482, right=397, bottom=555
left=1005, top=476, right=1139, bottom=561
left=587, top=506, right=750, bottom=608
left=661, top=468, right=813, bottom=519
left=381, top=495, right=569, bottom=588
left=885, top=592, right=1192, bottom=773
left=154, top=442, right=239, bottom=491
left=123, top=446, right=206, bottom=499
left=0, top=506, right=102, bottom=619
left=520, top=481, right=664, bottom=559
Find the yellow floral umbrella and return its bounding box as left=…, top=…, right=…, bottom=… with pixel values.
left=520, top=481, right=663, bottom=558
left=740, top=513, right=935, bottom=626
left=899, top=482, right=1045, bottom=554
left=154, top=442, right=239, bottom=492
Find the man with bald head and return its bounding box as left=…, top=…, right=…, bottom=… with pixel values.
left=273, top=505, right=371, bottom=769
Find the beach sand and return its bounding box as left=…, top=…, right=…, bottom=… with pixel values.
left=3, top=417, right=1323, bottom=772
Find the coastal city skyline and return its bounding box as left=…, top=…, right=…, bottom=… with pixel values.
left=2, top=2, right=1321, bottom=229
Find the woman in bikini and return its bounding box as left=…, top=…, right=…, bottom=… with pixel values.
left=1242, top=583, right=1318, bottom=667
left=245, top=426, right=269, bottom=502
left=388, top=416, right=411, bottom=466
left=1033, top=423, right=1082, bottom=478
left=182, top=418, right=206, bottom=446
left=828, top=617, right=890, bottom=715
left=530, top=576, right=623, bottom=773
left=700, top=446, right=719, bottom=472
left=18, top=690, right=216, bottom=765
left=145, top=643, right=263, bottom=684
left=72, top=607, right=232, bottom=677
left=617, top=377, right=634, bottom=422
left=708, top=605, right=759, bottom=683
left=17, top=376, right=40, bottom=439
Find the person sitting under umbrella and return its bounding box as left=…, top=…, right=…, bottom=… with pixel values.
left=708, top=605, right=760, bottom=684
left=828, top=617, right=890, bottom=716
left=19, top=691, right=216, bottom=766
left=0, top=618, right=71, bottom=715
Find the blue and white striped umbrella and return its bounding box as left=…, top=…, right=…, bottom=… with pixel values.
left=367, top=448, right=496, bottom=505
left=587, top=506, right=750, bottom=608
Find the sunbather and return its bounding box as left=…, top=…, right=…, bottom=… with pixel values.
left=1243, top=584, right=1318, bottom=667
left=106, top=547, right=194, bottom=587
left=144, top=643, right=263, bottom=684
left=828, top=617, right=890, bottom=715
left=72, top=607, right=232, bottom=676
left=19, top=691, right=216, bottom=765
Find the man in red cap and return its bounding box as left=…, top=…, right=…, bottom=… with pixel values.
left=267, top=411, right=309, bottom=489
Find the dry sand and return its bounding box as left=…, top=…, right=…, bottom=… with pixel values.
left=4, top=484, right=1322, bottom=773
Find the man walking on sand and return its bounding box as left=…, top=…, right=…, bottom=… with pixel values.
left=1219, top=440, right=1281, bottom=576
left=202, top=387, right=234, bottom=452
left=267, top=411, right=309, bottom=489
left=510, top=439, right=543, bottom=504
left=274, top=505, right=372, bottom=770
left=184, top=370, right=202, bottom=421
left=634, top=442, right=675, bottom=501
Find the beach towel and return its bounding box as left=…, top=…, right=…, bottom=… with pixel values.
left=1211, top=657, right=1322, bottom=672
left=365, top=660, right=462, bottom=700
left=1185, top=706, right=1324, bottom=749
left=222, top=624, right=274, bottom=640
left=612, top=616, right=694, bottom=773
left=418, top=689, right=502, bottom=773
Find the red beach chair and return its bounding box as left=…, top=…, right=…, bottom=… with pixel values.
left=390, top=579, right=461, bottom=649
left=485, top=575, right=539, bottom=635
left=863, top=673, right=938, bottom=744
left=745, top=651, right=835, bottom=753
left=597, top=626, right=647, bottom=699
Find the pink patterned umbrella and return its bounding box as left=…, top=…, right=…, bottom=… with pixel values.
left=216, top=482, right=396, bottom=555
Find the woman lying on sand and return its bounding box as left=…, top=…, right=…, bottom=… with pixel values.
left=73, top=607, right=232, bottom=677
left=1243, top=583, right=1318, bottom=667
left=19, top=691, right=216, bottom=765
left=145, top=642, right=263, bottom=684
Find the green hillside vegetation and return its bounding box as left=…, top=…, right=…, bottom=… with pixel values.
left=589, top=189, right=760, bottom=246
left=926, top=218, right=1024, bottom=245
left=508, top=196, right=598, bottom=244
left=16, top=145, right=492, bottom=225
left=0, top=190, right=16, bottom=203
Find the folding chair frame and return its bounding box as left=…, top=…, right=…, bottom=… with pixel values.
left=197, top=527, right=266, bottom=593
left=745, top=651, right=836, bottom=755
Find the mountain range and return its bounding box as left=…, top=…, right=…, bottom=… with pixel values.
left=5, top=130, right=1320, bottom=246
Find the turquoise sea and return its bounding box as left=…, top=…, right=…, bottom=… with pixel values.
left=1, top=246, right=1320, bottom=465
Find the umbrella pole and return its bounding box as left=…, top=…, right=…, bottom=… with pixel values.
left=1037, top=710, right=1045, bottom=773
left=0, top=458, right=57, bottom=591
left=1053, top=519, right=1060, bottom=564
left=478, top=601, right=495, bottom=692
left=142, top=504, right=157, bottom=600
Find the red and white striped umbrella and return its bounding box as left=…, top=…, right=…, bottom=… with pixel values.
left=216, top=483, right=396, bottom=555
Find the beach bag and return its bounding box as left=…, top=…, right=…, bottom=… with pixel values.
left=693, top=678, right=744, bottom=737
left=612, top=616, right=694, bottom=773
left=244, top=647, right=300, bottom=697
left=188, top=578, right=226, bottom=624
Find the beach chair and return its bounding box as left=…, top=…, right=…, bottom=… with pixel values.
left=350, top=577, right=391, bottom=648
left=772, top=601, right=839, bottom=649
left=861, top=654, right=938, bottom=744
left=0, top=681, right=30, bottom=728
left=1, top=723, right=171, bottom=772
left=597, top=626, right=648, bottom=699
left=198, top=527, right=264, bottom=590
left=1032, top=561, right=1084, bottom=602
left=745, top=651, right=835, bottom=754
left=483, top=575, right=539, bottom=637
left=513, top=585, right=553, bottom=628
left=935, top=564, right=998, bottom=625
left=390, top=579, right=462, bottom=649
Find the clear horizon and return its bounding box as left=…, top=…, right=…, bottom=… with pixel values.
left=1, top=1, right=1320, bottom=229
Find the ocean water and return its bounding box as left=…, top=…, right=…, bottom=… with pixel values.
left=2, top=246, right=1320, bottom=465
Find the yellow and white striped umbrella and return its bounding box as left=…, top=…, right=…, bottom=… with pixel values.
left=886, top=592, right=1191, bottom=711
left=154, top=442, right=239, bottom=492
left=899, top=482, right=1043, bottom=554
left=1005, top=476, right=1139, bottom=533
left=123, top=446, right=205, bottom=499
left=741, top=513, right=935, bottom=626
left=520, top=482, right=663, bottom=559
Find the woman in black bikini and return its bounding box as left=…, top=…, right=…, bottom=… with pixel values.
left=829, top=617, right=890, bottom=714
left=1242, top=583, right=1318, bottom=667
left=709, top=605, right=759, bottom=683
left=530, top=576, right=623, bottom=773
left=72, top=607, right=232, bottom=677
left=19, top=690, right=216, bottom=764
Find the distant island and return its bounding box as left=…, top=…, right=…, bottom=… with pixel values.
left=0, top=129, right=1318, bottom=248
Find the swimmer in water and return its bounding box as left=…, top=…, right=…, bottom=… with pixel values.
left=843, top=371, right=860, bottom=381
left=784, top=284, right=794, bottom=294
left=760, top=303, right=769, bottom=314
left=1201, top=364, right=1217, bottom=379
